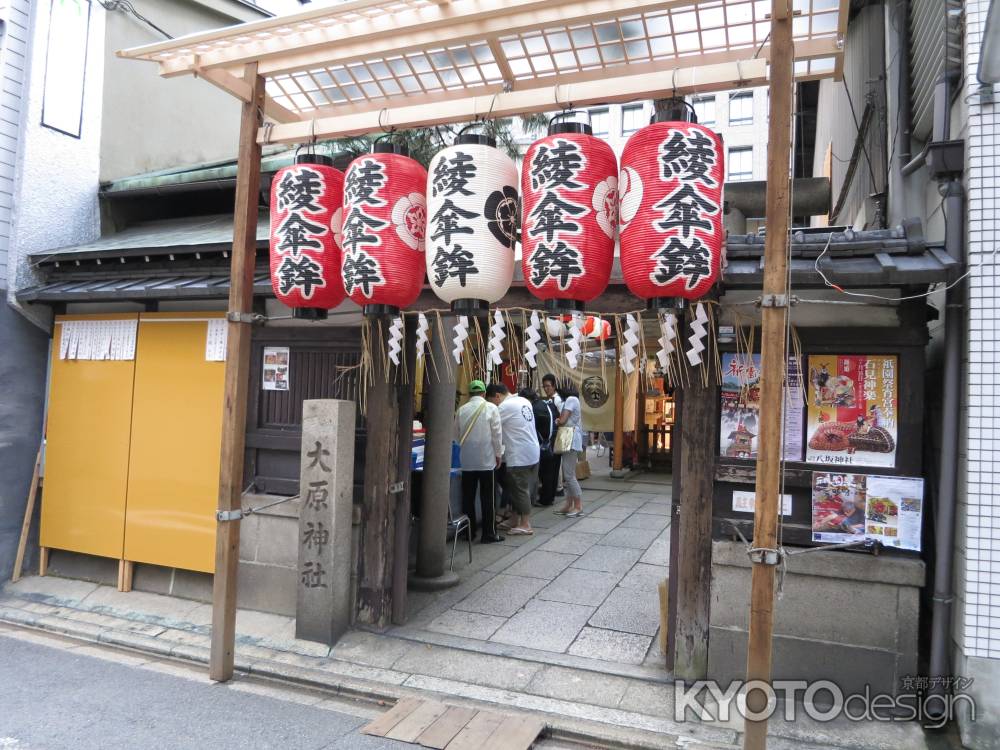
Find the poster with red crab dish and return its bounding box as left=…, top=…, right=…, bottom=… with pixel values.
left=806, top=355, right=898, bottom=468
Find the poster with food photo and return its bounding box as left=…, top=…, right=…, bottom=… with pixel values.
left=805, top=355, right=897, bottom=468
left=811, top=471, right=923, bottom=550
left=262, top=346, right=290, bottom=391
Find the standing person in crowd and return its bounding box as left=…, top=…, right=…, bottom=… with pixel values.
left=554, top=382, right=585, bottom=517
left=487, top=383, right=538, bottom=535
left=532, top=381, right=560, bottom=507
left=454, top=380, right=504, bottom=543
left=541, top=373, right=565, bottom=498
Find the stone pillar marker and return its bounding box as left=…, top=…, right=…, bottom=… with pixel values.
left=296, top=399, right=356, bottom=644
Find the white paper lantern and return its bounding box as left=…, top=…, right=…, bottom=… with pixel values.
left=426, top=133, right=518, bottom=314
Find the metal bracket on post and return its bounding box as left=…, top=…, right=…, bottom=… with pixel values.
left=226, top=311, right=264, bottom=324
left=748, top=547, right=781, bottom=565
left=389, top=481, right=405, bottom=495
left=216, top=509, right=244, bottom=522
left=760, top=294, right=789, bottom=308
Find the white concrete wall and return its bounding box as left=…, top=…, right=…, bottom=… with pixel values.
left=956, top=2, right=1000, bottom=747
left=6, top=0, right=106, bottom=324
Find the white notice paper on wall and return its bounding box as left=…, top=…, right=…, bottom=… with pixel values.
left=205, top=320, right=228, bottom=362
left=59, top=320, right=137, bottom=360
left=732, top=490, right=793, bottom=516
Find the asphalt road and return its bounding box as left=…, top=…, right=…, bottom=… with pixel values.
left=0, top=628, right=410, bottom=750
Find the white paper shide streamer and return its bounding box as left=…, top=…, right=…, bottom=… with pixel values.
left=414, top=313, right=430, bottom=362
left=565, top=313, right=584, bottom=369
left=656, top=312, right=676, bottom=370
left=686, top=303, right=709, bottom=366
left=452, top=315, right=470, bottom=364
left=524, top=311, right=541, bottom=369
left=487, top=309, right=506, bottom=367
left=387, top=315, right=404, bottom=366
left=620, top=313, right=640, bottom=374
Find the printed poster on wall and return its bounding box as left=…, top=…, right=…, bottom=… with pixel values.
left=806, top=355, right=898, bottom=467
left=719, top=353, right=803, bottom=461
left=262, top=346, right=290, bottom=391
left=811, top=471, right=924, bottom=551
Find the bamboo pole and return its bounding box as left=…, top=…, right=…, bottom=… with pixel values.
left=743, top=0, right=794, bottom=746
left=209, top=63, right=265, bottom=683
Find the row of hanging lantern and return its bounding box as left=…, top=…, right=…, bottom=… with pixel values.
left=267, top=101, right=725, bottom=368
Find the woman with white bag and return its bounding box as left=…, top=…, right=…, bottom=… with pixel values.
left=553, top=383, right=585, bottom=518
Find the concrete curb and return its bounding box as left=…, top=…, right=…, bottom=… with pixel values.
left=0, top=605, right=737, bottom=750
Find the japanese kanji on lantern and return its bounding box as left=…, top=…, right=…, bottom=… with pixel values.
left=269, top=153, right=347, bottom=319
left=426, top=128, right=518, bottom=315
left=618, top=120, right=724, bottom=306
left=522, top=113, right=618, bottom=312
left=340, top=139, right=428, bottom=316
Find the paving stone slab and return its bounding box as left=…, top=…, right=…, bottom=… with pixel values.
left=538, top=531, right=600, bottom=556
left=536, top=568, right=623, bottom=607
left=640, top=537, right=671, bottom=567
left=425, top=610, right=508, bottom=641
left=452, top=574, right=548, bottom=617
left=589, top=587, right=662, bottom=636
left=637, top=501, right=671, bottom=516
left=604, top=495, right=649, bottom=508
left=392, top=643, right=542, bottom=690
left=586, top=505, right=635, bottom=520
left=571, top=545, right=643, bottom=575
left=568, top=626, right=653, bottom=666
left=598, top=525, right=663, bottom=550
left=620, top=680, right=677, bottom=716
left=327, top=630, right=415, bottom=668
left=4, top=577, right=100, bottom=606
left=490, top=599, right=594, bottom=653
left=525, top=665, right=635, bottom=708
left=566, top=516, right=622, bottom=536
left=501, top=550, right=579, bottom=580
left=619, top=512, right=671, bottom=532
left=618, top=563, right=670, bottom=593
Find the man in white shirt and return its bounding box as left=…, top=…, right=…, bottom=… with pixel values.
left=487, top=383, right=539, bottom=535
left=454, top=380, right=504, bottom=543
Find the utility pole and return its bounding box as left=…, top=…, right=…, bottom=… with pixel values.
left=743, top=0, right=794, bottom=746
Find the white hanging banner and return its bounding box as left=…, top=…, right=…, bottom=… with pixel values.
left=686, top=303, right=709, bottom=366
left=487, top=309, right=506, bottom=367
left=59, top=319, right=138, bottom=361
left=387, top=315, right=404, bottom=366
left=524, top=311, right=541, bottom=369
left=415, top=313, right=430, bottom=362
left=205, top=319, right=228, bottom=362
left=452, top=315, right=470, bottom=365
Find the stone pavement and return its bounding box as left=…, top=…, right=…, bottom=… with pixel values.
left=396, top=464, right=673, bottom=678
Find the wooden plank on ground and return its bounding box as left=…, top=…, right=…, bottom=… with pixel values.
left=658, top=579, right=669, bottom=657
left=11, top=441, right=42, bottom=583
left=385, top=700, right=449, bottom=742
left=446, top=710, right=505, bottom=750
left=415, top=706, right=477, bottom=749
left=361, top=697, right=423, bottom=737
left=481, top=715, right=545, bottom=750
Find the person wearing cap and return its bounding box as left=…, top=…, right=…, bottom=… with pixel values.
left=454, top=379, right=504, bottom=543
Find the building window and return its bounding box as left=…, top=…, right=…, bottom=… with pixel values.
left=728, top=146, right=753, bottom=181
left=588, top=108, right=610, bottom=138
left=621, top=105, right=646, bottom=136
left=729, top=92, right=753, bottom=126
left=692, top=96, right=716, bottom=126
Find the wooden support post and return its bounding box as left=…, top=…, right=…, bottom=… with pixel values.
left=209, top=63, right=265, bottom=683
left=38, top=547, right=49, bottom=577
left=117, top=560, right=134, bottom=592
left=611, top=359, right=626, bottom=476
left=392, top=317, right=417, bottom=625
left=743, top=1, right=794, bottom=746
left=11, top=441, right=42, bottom=583
left=357, top=317, right=400, bottom=628
left=671, top=342, right=717, bottom=680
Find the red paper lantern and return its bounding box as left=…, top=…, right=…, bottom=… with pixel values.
left=618, top=121, right=724, bottom=305
left=521, top=117, right=617, bottom=311
left=269, top=154, right=346, bottom=319
left=340, top=142, right=428, bottom=315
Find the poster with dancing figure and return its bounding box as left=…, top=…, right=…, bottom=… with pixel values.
left=806, top=355, right=897, bottom=468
